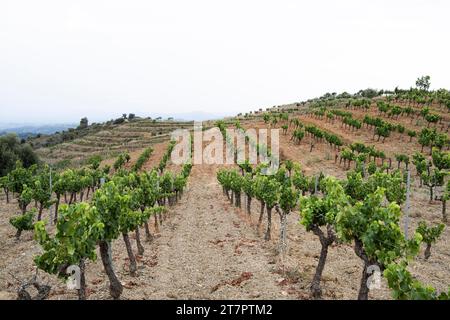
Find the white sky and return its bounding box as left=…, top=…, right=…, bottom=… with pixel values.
left=0, top=0, right=449, bottom=124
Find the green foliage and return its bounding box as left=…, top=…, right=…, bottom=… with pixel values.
left=413, top=152, right=427, bottom=175
left=92, top=181, right=127, bottom=241
left=32, top=166, right=53, bottom=210
left=384, top=262, right=449, bottom=300
left=274, top=166, right=289, bottom=185
left=375, top=125, right=390, bottom=140
left=340, top=148, right=355, bottom=161
left=113, top=153, right=128, bottom=170
left=395, top=154, right=409, bottom=167
left=258, top=177, right=280, bottom=209
left=292, top=168, right=310, bottom=194
left=396, top=124, right=405, bottom=134
left=279, top=184, right=298, bottom=213
left=432, top=148, right=450, bottom=170
left=336, top=187, right=421, bottom=267
left=7, top=161, right=34, bottom=194
left=305, top=125, right=324, bottom=140
left=10, top=209, right=35, bottom=233
left=34, top=203, right=104, bottom=277
left=103, top=165, right=111, bottom=175
left=389, top=106, right=403, bottom=118
left=217, top=169, right=232, bottom=191
left=238, top=159, right=253, bottom=174
left=300, top=177, right=349, bottom=229
left=97, top=174, right=154, bottom=235
left=0, top=134, right=39, bottom=176
left=324, top=132, right=343, bottom=147
left=345, top=170, right=406, bottom=204
left=0, top=175, right=9, bottom=192
left=242, top=173, right=255, bottom=197
left=367, top=161, right=377, bottom=175
left=118, top=202, right=150, bottom=234
left=343, top=117, right=362, bottom=130
left=160, top=171, right=175, bottom=198
left=416, top=221, right=444, bottom=245
left=407, top=130, right=416, bottom=139
left=434, top=133, right=449, bottom=150
left=132, top=147, right=153, bottom=172
left=416, top=75, right=431, bottom=91
left=422, top=168, right=445, bottom=191
left=135, top=170, right=160, bottom=208
left=418, top=128, right=436, bottom=150
left=291, top=129, right=305, bottom=143
left=158, top=141, right=176, bottom=172
left=57, top=169, right=85, bottom=196
left=181, top=163, right=193, bottom=178
left=173, top=174, right=187, bottom=193
left=19, top=184, right=34, bottom=212
left=284, top=160, right=294, bottom=173
left=87, top=155, right=102, bottom=170
left=425, top=113, right=441, bottom=125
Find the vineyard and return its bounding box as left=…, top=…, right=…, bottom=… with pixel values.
left=33, top=118, right=196, bottom=168
left=1, top=85, right=450, bottom=300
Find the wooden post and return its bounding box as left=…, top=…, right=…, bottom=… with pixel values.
left=404, top=170, right=411, bottom=239
left=314, top=175, right=319, bottom=194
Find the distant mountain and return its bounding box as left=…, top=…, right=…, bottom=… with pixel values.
left=0, top=111, right=234, bottom=139
left=147, top=111, right=235, bottom=121
left=0, top=123, right=76, bottom=139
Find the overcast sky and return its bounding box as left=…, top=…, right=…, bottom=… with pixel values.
left=1, top=0, right=449, bottom=124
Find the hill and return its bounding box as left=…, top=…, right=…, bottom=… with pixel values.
left=1, top=85, right=449, bottom=301
left=0, top=124, right=76, bottom=139
left=30, top=118, right=200, bottom=168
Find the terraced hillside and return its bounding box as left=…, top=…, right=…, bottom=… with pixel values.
left=1, top=88, right=450, bottom=301
left=34, top=119, right=195, bottom=167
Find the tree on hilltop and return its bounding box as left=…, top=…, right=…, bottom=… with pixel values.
left=78, top=117, right=88, bottom=129
left=416, top=75, right=431, bottom=91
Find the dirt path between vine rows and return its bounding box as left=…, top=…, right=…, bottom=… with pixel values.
left=2, top=159, right=448, bottom=300
left=0, top=162, right=304, bottom=300
left=138, top=164, right=297, bottom=299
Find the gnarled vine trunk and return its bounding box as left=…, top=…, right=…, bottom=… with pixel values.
left=443, top=199, right=447, bottom=222
left=358, top=261, right=370, bottom=300
left=144, top=221, right=153, bottom=242
left=277, top=208, right=289, bottom=257
left=99, top=240, right=123, bottom=299
left=257, top=200, right=265, bottom=227
left=4, top=189, right=9, bottom=203
left=246, top=194, right=252, bottom=215
left=424, top=243, right=432, bottom=260
left=78, top=258, right=87, bottom=300
left=354, top=239, right=378, bottom=300
left=154, top=214, right=159, bottom=233
left=234, top=191, right=241, bottom=208
left=264, top=206, right=272, bottom=241
left=37, top=203, right=44, bottom=221
left=309, top=224, right=336, bottom=299
left=122, top=232, right=137, bottom=276
left=135, top=227, right=145, bottom=255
